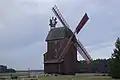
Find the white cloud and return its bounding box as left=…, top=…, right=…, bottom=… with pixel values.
left=0, top=0, right=49, bottom=70
left=89, top=46, right=114, bottom=59
left=0, top=41, right=46, bottom=70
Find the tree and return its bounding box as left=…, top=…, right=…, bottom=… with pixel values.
left=109, top=37, right=120, bottom=79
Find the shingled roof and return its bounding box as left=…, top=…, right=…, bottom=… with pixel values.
left=46, top=27, right=73, bottom=41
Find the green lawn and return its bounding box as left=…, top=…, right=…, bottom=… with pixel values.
left=38, top=75, right=115, bottom=80
left=0, top=73, right=119, bottom=80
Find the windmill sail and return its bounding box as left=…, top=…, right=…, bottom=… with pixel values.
left=75, top=40, right=92, bottom=63
left=52, top=5, right=92, bottom=63
left=75, top=43, right=90, bottom=63
left=75, top=13, right=89, bottom=34
left=52, top=5, right=70, bottom=28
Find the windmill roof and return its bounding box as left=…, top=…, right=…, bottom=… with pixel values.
left=46, top=27, right=73, bottom=41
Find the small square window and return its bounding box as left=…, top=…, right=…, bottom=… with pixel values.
left=54, top=40, right=58, bottom=44
left=55, top=49, right=57, bottom=52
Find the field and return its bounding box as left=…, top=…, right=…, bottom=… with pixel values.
left=40, top=76, right=113, bottom=80
left=0, top=72, right=119, bottom=80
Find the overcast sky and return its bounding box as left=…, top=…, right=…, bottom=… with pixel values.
left=0, top=0, right=120, bottom=70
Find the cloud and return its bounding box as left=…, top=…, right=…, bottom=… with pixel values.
left=0, top=41, right=46, bottom=70
left=77, top=40, right=115, bottom=61
left=89, top=46, right=114, bottom=59
left=0, top=0, right=50, bottom=69
left=0, top=0, right=50, bottom=52
left=85, top=40, right=115, bottom=59
left=85, top=40, right=115, bottom=50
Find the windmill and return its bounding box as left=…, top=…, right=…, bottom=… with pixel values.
left=52, top=5, right=92, bottom=63
left=44, top=5, right=92, bottom=75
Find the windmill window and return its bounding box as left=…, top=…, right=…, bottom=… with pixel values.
left=55, top=49, right=57, bottom=52
left=55, top=40, right=58, bottom=44
left=55, top=49, right=58, bottom=57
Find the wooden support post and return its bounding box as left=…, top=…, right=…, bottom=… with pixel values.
left=58, top=31, right=76, bottom=60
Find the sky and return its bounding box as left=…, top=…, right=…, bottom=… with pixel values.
left=0, top=0, right=120, bottom=70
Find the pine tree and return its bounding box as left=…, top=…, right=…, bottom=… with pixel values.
left=109, top=38, right=120, bottom=78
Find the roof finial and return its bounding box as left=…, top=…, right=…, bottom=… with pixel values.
left=49, top=17, right=57, bottom=30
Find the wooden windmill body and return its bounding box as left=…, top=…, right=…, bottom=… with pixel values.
left=44, top=5, right=92, bottom=75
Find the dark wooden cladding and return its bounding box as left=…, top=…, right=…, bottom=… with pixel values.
left=44, top=27, right=78, bottom=75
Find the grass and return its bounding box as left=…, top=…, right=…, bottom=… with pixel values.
left=38, top=75, right=114, bottom=80
left=0, top=72, right=119, bottom=80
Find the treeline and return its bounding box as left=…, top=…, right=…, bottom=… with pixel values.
left=77, top=59, right=111, bottom=73
left=0, top=65, right=16, bottom=73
